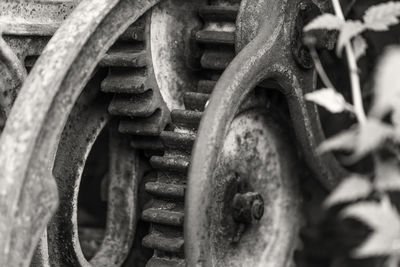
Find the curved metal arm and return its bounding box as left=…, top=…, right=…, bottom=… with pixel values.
left=186, top=0, right=345, bottom=265
left=0, top=0, right=162, bottom=265
left=185, top=16, right=285, bottom=267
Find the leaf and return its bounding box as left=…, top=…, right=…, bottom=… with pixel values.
left=392, top=109, right=400, bottom=140
left=305, top=88, right=351, bottom=113
left=324, top=175, right=372, bottom=207
left=375, top=159, right=400, bottom=192
left=353, top=35, right=368, bottom=61
left=350, top=119, right=395, bottom=161
left=371, top=46, right=400, bottom=118
left=364, top=2, right=400, bottom=31
left=387, top=255, right=400, bottom=267
left=337, top=20, right=366, bottom=56
left=317, top=127, right=358, bottom=154
left=318, top=119, right=395, bottom=161
left=343, top=198, right=400, bottom=257
left=304, top=13, right=344, bottom=31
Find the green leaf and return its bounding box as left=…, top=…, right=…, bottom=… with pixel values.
left=353, top=35, right=368, bottom=61
left=371, top=46, right=400, bottom=118
left=375, top=159, right=400, bottom=192
left=337, top=20, right=365, bottom=56
left=304, top=13, right=343, bottom=31
left=364, top=2, right=400, bottom=31
left=343, top=198, right=400, bottom=257
left=324, top=175, right=372, bottom=207
left=305, top=88, right=352, bottom=113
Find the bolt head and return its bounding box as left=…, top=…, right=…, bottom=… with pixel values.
left=251, top=198, right=264, bottom=220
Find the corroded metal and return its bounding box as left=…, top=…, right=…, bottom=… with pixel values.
left=0, top=0, right=78, bottom=36
left=186, top=0, right=346, bottom=265
left=0, top=0, right=162, bottom=265
left=0, top=0, right=350, bottom=266
left=101, top=14, right=171, bottom=138
left=44, top=82, right=141, bottom=266
left=191, top=108, right=301, bottom=266
left=136, top=2, right=240, bottom=265
left=0, top=34, right=26, bottom=128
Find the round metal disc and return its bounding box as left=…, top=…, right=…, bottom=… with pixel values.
left=189, top=108, right=301, bottom=266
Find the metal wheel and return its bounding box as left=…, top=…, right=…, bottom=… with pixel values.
left=0, top=0, right=348, bottom=266
left=186, top=0, right=345, bottom=266
left=0, top=1, right=162, bottom=265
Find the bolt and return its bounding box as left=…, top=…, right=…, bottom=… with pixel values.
left=232, top=192, right=264, bottom=223
left=251, top=198, right=264, bottom=220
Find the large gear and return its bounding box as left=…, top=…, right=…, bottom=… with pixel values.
left=137, top=2, right=239, bottom=265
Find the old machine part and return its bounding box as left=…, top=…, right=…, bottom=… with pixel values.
left=0, top=0, right=345, bottom=266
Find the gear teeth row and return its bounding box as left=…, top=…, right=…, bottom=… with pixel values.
left=101, top=17, right=170, bottom=137
left=140, top=4, right=239, bottom=265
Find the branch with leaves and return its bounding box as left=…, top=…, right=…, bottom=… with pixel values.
left=303, top=1, right=400, bottom=266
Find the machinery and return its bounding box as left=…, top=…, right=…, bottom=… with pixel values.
left=0, top=0, right=345, bottom=266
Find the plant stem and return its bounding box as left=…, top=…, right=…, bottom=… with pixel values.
left=308, top=44, right=335, bottom=89
left=332, top=0, right=367, bottom=124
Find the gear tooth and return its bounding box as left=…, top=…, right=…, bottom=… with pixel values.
left=198, top=5, right=239, bottom=21
left=142, top=209, right=184, bottom=227
left=101, top=69, right=147, bottom=94
left=195, top=30, right=235, bottom=45
left=200, top=49, right=235, bottom=70
left=160, top=131, right=196, bottom=152
left=145, top=182, right=186, bottom=200
left=142, top=232, right=184, bottom=253
left=146, top=257, right=185, bottom=267
left=183, top=92, right=210, bottom=112
left=108, top=90, right=160, bottom=117
left=100, top=49, right=147, bottom=67
left=150, top=155, right=190, bottom=173
left=119, top=107, right=170, bottom=136
left=171, top=110, right=203, bottom=130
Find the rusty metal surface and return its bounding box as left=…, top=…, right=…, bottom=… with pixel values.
left=0, top=35, right=26, bottom=128
left=186, top=0, right=346, bottom=265
left=135, top=1, right=241, bottom=265
left=205, top=108, right=301, bottom=266
left=150, top=0, right=205, bottom=110
left=101, top=14, right=170, bottom=138
left=41, top=81, right=141, bottom=267
left=0, top=0, right=79, bottom=36
left=0, top=0, right=353, bottom=266
left=0, top=0, right=162, bottom=265
left=236, top=0, right=345, bottom=189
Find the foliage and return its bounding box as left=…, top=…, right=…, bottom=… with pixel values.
left=304, top=1, right=400, bottom=266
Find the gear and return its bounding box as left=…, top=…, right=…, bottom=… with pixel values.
left=133, top=3, right=239, bottom=265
